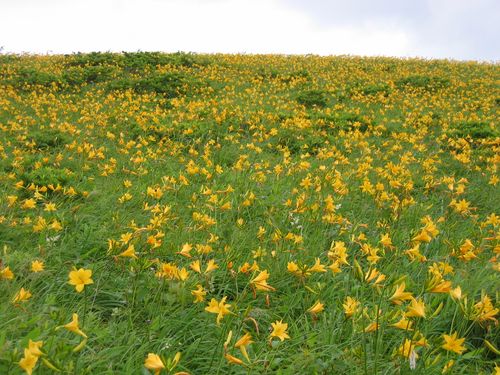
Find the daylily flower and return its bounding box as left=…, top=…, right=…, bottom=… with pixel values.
left=68, top=268, right=93, bottom=293
left=270, top=320, right=290, bottom=341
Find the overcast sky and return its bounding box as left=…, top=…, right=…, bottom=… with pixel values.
left=1, top=0, right=498, bottom=61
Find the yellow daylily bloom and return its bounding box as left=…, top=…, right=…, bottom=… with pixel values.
left=270, top=320, right=290, bottom=341
left=31, top=260, right=45, bottom=273
left=68, top=268, right=93, bottom=293
left=144, top=353, right=165, bottom=374
left=19, top=349, right=39, bottom=375
left=389, top=283, right=413, bottom=305
left=191, top=284, right=207, bottom=303
left=63, top=313, right=87, bottom=338
left=13, top=288, right=32, bottom=304
left=119, top=244, right=138, bottom=259
left=442, top=332, right=466, bottom=354
left=250, top=270, right=275, bottom=292
left=307, top=300, right=325, bottom=315
left=205, top=297, right=232, bottom=325
left=406, top=298, right=426, bottom=318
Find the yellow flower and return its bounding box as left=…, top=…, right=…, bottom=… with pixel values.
left=442, top=332, right=466, bottom=354
left=343, top=296, right=360, bottom=318
left=1, top=266, right=14, bottom=280
left=44, top=202, right=57, bottom=212
left=363, top=322, right=379, bottom=333
left=205, top=259, right=219, bottom=273
left=21, top=198, right=37, bottom=209
left=225, top=353, right=244, bottom=366
left=471, top=294, right=498, bottom=324
left=191, top=284, right=207, bottom=303
left=13, top=288, right=32, bottom=304
left=413, top=230, right=432, bottom=243
left=119, top=244, right=138, bottom=259
left=406, top=298, right=426, bottom=318
left=234, top=332, right=253, bottom=362
left=379, top=233, right=392, bottom=247
left=68, top=268, right=93, bottom=292
left=144, top=353, right=165, bottom=374
left=287, top=262, right=299, bottom=273
left=190, top=260, right=201, bottom=273
left=307, top=300, right=325, bottom=315
left=397, top=339, right=418, bottom=359
left=250, top=270, right=275, bottom=292
left=449, top=286, right=462, bottom=300
left=442, top=359, right=455, bottom=373
left=27, top=340, right=43, bottom=357
left=177, top=267, right=189, bottom=281
left=31, top=260, right=44, bottom=273
left=308, top=258, right=327, bottom=273
left=429, top=280, right=452, bottom=293
left=19, top=349, right=39, bottom=375
left=270, top=320, right=290, bottom=341
left=391, top=316, right=414, bottom=331
left=205, top=297, right=232, bottom=325
left=177, top=243, right=193, bottom=258
left=63, top=313, right=87, bottom=338
left=389, top=283, right=413, bottom=305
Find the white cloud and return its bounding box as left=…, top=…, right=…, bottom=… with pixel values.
left=0, top=0, right=493, bottom=60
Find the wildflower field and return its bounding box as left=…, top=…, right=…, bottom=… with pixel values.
left=0, top=52, right=499, bottom=374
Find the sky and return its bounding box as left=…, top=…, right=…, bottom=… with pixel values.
left=0, top=0, right=498, bottom=61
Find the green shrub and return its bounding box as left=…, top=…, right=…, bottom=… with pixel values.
left=395, top=75, right=450, bottom=91
left=361, top=83, right=392, bottom=96
left=66, top=52, right=122, bottom=67
left=122, top=51, right=176, bottom=72
left=107, top=72, right=192, bottom=98
left=12, top=68, right=62, bottom=89
left=448, top=121, right=498, bottom=139
left=296, top=90, right=328, bottom=108
left=62, top=66, right=115, bottom=85
left=28, top=129, right=70, bottom=149
left=21, top=166, right=72, bottom=187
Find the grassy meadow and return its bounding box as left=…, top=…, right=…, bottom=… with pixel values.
left=0, top=52, right=499, bottom=374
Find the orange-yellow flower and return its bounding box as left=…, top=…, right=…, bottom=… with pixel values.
left=389, top=283, right=413, bottom=305
left=250, top=270, right=275, bottom=292
left=270, top=320, right=290, bottom=341
left=144, top=353, right=165, bottom=374
left=191, top=284, right=207, bottom=303
left=442, top=332, right=466, bottom=354
left=31, top=260, right=45, bottom=273
left=63, top=313, right=87, bottom=338
left=307, top=300, right=325, bottom=315
left=205, top=297, right=232, bottom=325
left=13, top=288, right=32, bottom=304
left=406, top=298, right=426, bottom=318
left=68, top=268, right=93, bottom=292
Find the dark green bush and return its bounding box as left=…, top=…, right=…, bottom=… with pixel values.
left=395, top=75, right=450, bottom=91
left=448, top=121, right=498, bottom=139
left=12, top=68, right=62, bottom=89
left=335, top=112, right=370, bottom=132
left=361, top=83, right=392, bottom=96
left=122, top=51, right=176, bottom=72
left=21, top=166, right=72, bottom=187
left=28, top=129, right=70, bottom=149
left=62, top=65, right=115, bottom=85
left=296, top=90, right=328, bottom=108
left=66, top=52, right=122, bottom=67
left=107, top=72, right=191, bottom=98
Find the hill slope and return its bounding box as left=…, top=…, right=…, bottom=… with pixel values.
left=0, top=53, right=499, bottom=374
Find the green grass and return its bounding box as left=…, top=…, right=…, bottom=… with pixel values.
left=0, top=52, right=499, bottom=374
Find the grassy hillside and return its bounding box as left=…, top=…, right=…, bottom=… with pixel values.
left=0, top=52, right=499, bottom=374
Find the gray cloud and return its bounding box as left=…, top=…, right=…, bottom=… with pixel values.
left=280, top=0, right=499, bottom=60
